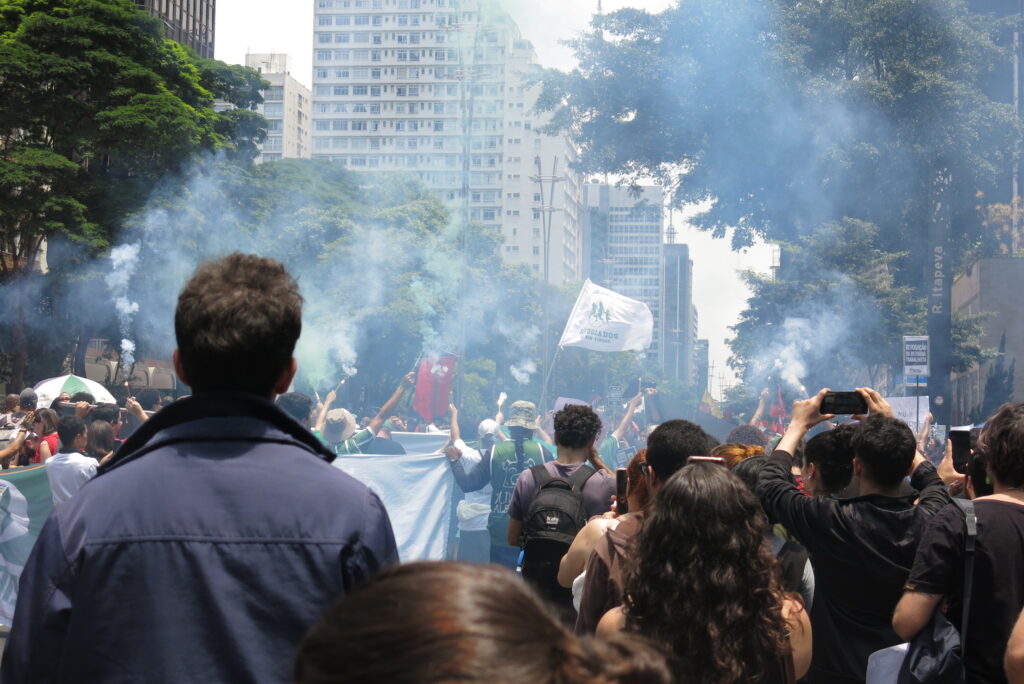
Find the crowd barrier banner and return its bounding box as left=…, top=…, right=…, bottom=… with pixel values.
left=333, top=431, right=453, bottom=562
left=0, top=465, right=53, bottom=627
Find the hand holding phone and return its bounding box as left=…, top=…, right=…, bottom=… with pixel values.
left=820, top=392, right=869, bottom=415
left=615, top=468, right=628, bottom=515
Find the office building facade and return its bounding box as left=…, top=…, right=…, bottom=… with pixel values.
left=246, top=54, right=313, bottom=163
left=662, top=243, right=698, bottom=385
left=135, top=0, right=215, bottom=59
left=310, top=0, right=581, bottom=284
left=583, top=181, right=665, bottom=359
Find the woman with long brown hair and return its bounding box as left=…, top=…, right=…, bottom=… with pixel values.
left=295, top=561, right=673, bottom=684
left=599, top=461, right=812, bottom=683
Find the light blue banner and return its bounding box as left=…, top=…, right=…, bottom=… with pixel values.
left=333, top=431, right=453, bottom=562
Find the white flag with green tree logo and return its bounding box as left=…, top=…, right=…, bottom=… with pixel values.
left=558, top=280, right=654, bottom=352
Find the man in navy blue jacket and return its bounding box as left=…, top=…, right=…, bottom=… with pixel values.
left=1, top=254, right=399, bottom=683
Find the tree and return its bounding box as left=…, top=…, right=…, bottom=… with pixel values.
left=537, top=0, right=1017, bottom=387
left=0, top=0, right=267, bottom=388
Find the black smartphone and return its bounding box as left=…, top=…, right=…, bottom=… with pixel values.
left=820, top=391, right=868, bottom=415
left=950, top=429, right=971, bottom=474
left=616, top=468, right=629, bottom=515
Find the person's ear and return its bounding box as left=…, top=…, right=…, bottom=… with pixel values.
left=273, top=359, right=298, bottom=396
left=172, top=350, right=189, bottom=387
left=852, top=457, right=863, bottom=478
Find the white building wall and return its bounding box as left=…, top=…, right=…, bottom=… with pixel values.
left=310, top=0, right=580, bottom=284
left=247, top=54, right=312, bottom=163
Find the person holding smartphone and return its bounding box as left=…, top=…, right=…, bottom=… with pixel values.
left=755, top=387, right=950, bottom=684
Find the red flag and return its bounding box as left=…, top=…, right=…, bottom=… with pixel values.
left=768, top=386, right=787, bottom=434
left=412, top=355, right=458, bottom=422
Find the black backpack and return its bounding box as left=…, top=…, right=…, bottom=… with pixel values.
left=519, top=464, right=596, bottom=614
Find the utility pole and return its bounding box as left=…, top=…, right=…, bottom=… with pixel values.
left=534, top=155, right=563, bottom=411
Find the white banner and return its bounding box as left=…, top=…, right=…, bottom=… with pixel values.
left=885, top=396, right=930, bottom=433
left=333, top=431, right=452, bottom=562
left=558, top=280, right=654, bottom=352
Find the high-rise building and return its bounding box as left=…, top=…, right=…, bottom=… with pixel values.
left=662, top=243, right=697, bottom=385
left=135, top=0, right=215, bottom=59
left=694, top=339, right=710, bottom=393
left=310, top=0, right=581, bottom=284
left=583, top=180, right=665, bottom=359
left=245, top=54, right=313, bottom=163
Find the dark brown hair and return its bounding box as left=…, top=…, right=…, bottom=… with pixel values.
left=295, top=562, right=673, bottom=684
left=623, top=462, right=791, bottom=684
left=979, top=403, right=1024, bottom=488
left=626, top=449, right=652, bottom=511
left=174, top=253, right=302, bottom=395
left=554, top=404, right=602, bottom=449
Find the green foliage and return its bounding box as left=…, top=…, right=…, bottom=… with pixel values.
left=539, top=0, right=1017, bottom=389
left=0, top=0, right=268, bottom=387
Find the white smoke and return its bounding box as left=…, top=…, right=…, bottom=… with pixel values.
left=106, top=243, right=142, bottom=371
left=510, top=359, right=537, bottom=385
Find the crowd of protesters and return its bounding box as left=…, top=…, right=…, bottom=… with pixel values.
left=0, top=252, right=1022, bottom=683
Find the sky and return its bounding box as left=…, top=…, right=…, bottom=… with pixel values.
left=214, top=0, right=775, bottom=398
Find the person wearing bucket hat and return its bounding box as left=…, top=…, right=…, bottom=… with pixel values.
left=449, top=398, right=552, bottom=569
left=314, top=373, right=415, bottom=455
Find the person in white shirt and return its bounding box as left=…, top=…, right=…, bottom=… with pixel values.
left=46, top=416, right=98, bottom=506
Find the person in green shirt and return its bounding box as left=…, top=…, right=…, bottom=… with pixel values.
left=448, top=400, right=552, bottom=569
left=599, top=392, right=644, bottom=470
left=316, top=373, right=415, bottom=454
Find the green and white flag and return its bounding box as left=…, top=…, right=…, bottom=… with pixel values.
left=0, top=465, right=53, bottom=626
left=559, top=280, right=654, bottom=352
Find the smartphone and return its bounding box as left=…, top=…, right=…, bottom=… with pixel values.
left=820, top=391, right=869, bottom=415
left=616, top=468, right=629, bottom=515
left=950, top=429, right=971, bottom=474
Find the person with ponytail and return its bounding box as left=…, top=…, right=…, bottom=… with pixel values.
left=295, top=561, right=673, bottom=684
left=447, top=400, right=553, bottom=569
left=599, top=461, right=812, bottom=684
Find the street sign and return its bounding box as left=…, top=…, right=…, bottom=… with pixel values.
left=607, top=385, right=623, bottom=403
left=903, top=336, right=930, bottom=381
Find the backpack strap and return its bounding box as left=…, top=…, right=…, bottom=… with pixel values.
left=530, top=464, right=554, bottom=488
left=951, top=498, right=977, bottom=660
left=568, top=464, right=597, bottom=492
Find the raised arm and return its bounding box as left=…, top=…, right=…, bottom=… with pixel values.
left=749, top=388, right=770, bottom=426
left=369, top=373, right=415, bottom=435
left=448, top=403, right=460, bottom=444
left=612, top=393, right=643, bottom=441
left=314, top=386, right=340, bottom=433
left=756, top=389, right=839, bottom=551
left=494, top=392, right=508, bottom=442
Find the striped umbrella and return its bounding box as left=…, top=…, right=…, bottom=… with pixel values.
left=32, top=375, right=116, bottom=409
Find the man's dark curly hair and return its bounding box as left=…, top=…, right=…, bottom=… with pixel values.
left=803, top=424, right=856, bottom=494
left=553, top=404, right=602, bottom=449
left=623, top=462, right=791, bottom=684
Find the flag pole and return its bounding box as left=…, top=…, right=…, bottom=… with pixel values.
left=539, top=346, right=561, bottom=415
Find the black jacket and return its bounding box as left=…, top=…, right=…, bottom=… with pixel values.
left=756, top=449, right=949, bottom=684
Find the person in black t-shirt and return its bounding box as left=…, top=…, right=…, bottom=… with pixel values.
left=756, top=388, right=950, bottom=684
left=894, top=403, right=1024, bottom=684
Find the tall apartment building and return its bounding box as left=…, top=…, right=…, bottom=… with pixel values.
left=662, top=243, right=698, bottom=385
left=134, top=0, right=215, bottom=58
left=245, top=54, right=313, bottom=163
left=583, top=181, right=666, bottom=359
left=310, top=0, right=581, bottom=284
